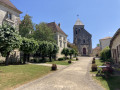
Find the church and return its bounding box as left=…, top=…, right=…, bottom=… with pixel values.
left=73, top=19, right=92, bottom=56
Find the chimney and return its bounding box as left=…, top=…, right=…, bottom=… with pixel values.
left=58, top=23, right=60, bottom=27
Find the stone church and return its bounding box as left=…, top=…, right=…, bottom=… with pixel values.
left=73, top=19, right=92, bottom=56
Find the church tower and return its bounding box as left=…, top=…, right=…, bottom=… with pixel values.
left=73, top=19, right=92, bottom=56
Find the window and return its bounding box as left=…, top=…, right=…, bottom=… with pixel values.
left=64, top=42, right=66, bottom=48
left=59, top=35, right=62, bottom=39
left=76, top=31, right=77, bottom=34
left=64, top=37, right=66, bottom=41
left=83, top=39, right=85, bottom=43
left=60, top=41, right=62, bottom=47
left=7, top=12, right=12, bottom=20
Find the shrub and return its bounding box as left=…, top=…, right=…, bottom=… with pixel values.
left=92, top=64, right=97, bottom=71
left=76, top=57, right=79, bottom=61
left=68, top=60, right=72, bottom=64
left=58, top=58, right=64, bottom=61
left=102, top=67, right=114, bottom=77
left=51, top=64, right=57, bottom=71
left=100, top=47, right=111, bottom=61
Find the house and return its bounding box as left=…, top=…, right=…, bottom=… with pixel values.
left=0, top=0, right=22, bottom=63
left=47, top=22, right=68, bottom=58
left=99, top=37, right=112, bottom=50
left=0, top=0, right=22, bottom=30
left=110, top=29, right=120, bottom=64
left=92, top=47, right=101, bottom=57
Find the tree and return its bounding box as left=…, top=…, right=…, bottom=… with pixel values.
left=19, top=14, right=34, bottom=37
left=97, top=44, right=100, bottom=47
left=48, top=42, right=59, bottom=62
left=33, top=23, right=55, bottom=42
left=69, top=49, right=75, bottom=59
left=52, top=43, right=59, bottom=60
left=61, top=48, right=70, bottom=60
left=20, top=38, right=38, bottom=64
left=48, top=42, right=54, bottom=62
left=37, top=41, right=49, bottom=62
left=100, top=47, right=111, bottom=61
left=0, top=24, right=21, bottom=65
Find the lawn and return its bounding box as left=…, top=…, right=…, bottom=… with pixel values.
left=91, top=59, right=120, bottom=90
left=0, top=64, right=51, bottom=90
left=47, top=60, right=71, bottom=65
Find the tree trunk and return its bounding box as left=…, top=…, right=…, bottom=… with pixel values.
left=49, top=54, right=52, bottom=62
left=42, top=54, right=45, bottom=62
left=5, top=52, right=10, bottom=66
left=23, top=53, right=27, bottom=64
left=27, top=54, right=30, bottom=62
left=70, top=55, right=72, bottom=59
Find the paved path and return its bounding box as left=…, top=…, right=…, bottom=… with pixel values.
left=15, top=57, right=104, bottom=90
left=29, top=63, right=68, bottom=70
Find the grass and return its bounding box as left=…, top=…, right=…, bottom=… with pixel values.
left=0, top=64, right=51, bottom=90
left=91, top=59, right=120, bottom=90
left=47, top=60, right=70, bottom=65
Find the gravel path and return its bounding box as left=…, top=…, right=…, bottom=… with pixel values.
left=15, top=57, right=104, bottom=90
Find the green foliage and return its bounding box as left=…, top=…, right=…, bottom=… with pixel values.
left=33, top=23, right=55, bottom=42
left=97, top=44, right=100, bottom=47
left=69, top=49, right=75, bottom=59
left=37, top=41, right=58, bottom=62
left=61, top=48, right=70, bottom=59
left=20, top=38, right=39, bottom=64
left=67, top=42, right=78, bottom=52
left=19, top=14, right=34, bottom=37
left=100, top=47, right=111, bottom=61
left=20, top=38, right=38, bottom=54
left=0, top=24, right=21, bottom=65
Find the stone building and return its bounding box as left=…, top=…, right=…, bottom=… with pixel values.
left=0, top=0, right=22, bottom=63
left=99, top=37, right=112, bottom=50
left=0, top=0, right=22, bottom=29
left=73, top=19, right=92, bottom=56
left=92, top=47, right=101, bottom=57
left=110, top=29, right=120, bottom=65
left=47, top=22, right=68, bottom=58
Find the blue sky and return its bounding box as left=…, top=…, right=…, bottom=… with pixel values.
left=11, top=0, right=120, bottom=48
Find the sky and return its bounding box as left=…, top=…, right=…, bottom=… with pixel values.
left=11, top=0, right=120, bottom=48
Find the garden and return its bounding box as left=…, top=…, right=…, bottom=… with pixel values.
left=91, top=47, right=120, bottom=90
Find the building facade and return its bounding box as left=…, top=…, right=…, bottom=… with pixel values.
left=47, top=22, right=68, bottom=58
left=0, top=0, right=22, bottom=29
left=99, top=37, right=112, bottom=50
left=0, top=0, right=22, bottom=62
left=73, top=19, right=92, bottom=56
left=110, top=29, right=120, bottom=65
left=92, top=47, right=101, bottom=57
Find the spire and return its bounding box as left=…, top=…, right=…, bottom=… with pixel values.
left=75, top=18, right=84, bottom=25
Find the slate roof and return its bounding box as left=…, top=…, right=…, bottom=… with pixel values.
left=75, top=18, right=84, bottom=25
left=47, top=22, right=67, bottom=36
left=0, top=0, right=22, bottom=13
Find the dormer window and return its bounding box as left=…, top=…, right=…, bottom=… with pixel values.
left=7, top=12, right=12, bottom=20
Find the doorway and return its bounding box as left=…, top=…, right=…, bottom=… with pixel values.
left=83, top=48, right=86, bottom=55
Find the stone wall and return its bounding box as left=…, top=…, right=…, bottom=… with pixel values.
left=111, top=34, right=120, bottom=64
left=100, top=38, right=111, bottom=50
left=0, top=4, right=20, bottom=30
left=56, top=32, right=67, bottom=58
